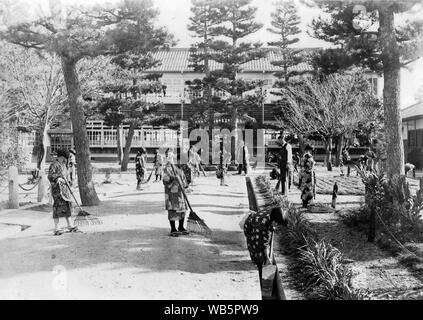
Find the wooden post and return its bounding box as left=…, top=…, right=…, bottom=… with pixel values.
left=8, top=166, right=19, bottom=209
left=331, top=182, right=338, bottom=209
left=368, top=205, right=376, bottom=242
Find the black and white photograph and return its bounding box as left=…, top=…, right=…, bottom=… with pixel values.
left=0, top=0, right=423, bottom=306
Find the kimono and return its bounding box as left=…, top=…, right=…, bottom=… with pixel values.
left=153, top=154, right=163, bottom=176
left=340, top=148, right=351, bottom=176
left=135, top=153, right=146, bottom=184
left=181, top=164, right=192, bottom=185
left=243, top=210, right=272, bottom=266
left=48, top=160, right=72, bottom=219
left=163, top=163, right=187, bottom=221
left=194, top=152, right=202, bottom=176
left=300, top=152, right=315, bottom=207
left=68, top=153, right=76, bottom=184
left=217, top=150, right=231, bottom=181
left=188, top=148, right=198, bottom=179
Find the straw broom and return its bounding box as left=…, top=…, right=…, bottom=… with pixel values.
left=62, top=179, right=102, bottom=226
left=170, top=164, right=211, bottom=236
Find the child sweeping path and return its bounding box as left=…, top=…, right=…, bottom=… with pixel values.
left=0, top=173, right=261, bottom=299
left=162, top=158, right=189, bottom=237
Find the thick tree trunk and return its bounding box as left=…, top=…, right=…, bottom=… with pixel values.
left=231, top=107, right=238, bottom=163
left=61, top=57, right=100, bottom=206
left=379, top=4, right=404, bottom=177
left=116, top=125, right=122, bottom=165
left=36, top=123, right=49, bottom=170
left=298, top=134, right=306, bottom=155
left=208, top=112, right=214, bottom=165
left=335, top=134, right=344, bottom=167
left=36, top=121, right=49, bottom=202
left=325, top=136, right=333, bottom=171
left=121, top=122, right=136, bottom=171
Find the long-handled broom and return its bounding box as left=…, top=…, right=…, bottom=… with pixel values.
left=144, top=168, right=154, bottom=183
left=199, top=163, right=207, bottom=177
left=62, top=179, right=102, bottom=226
left=170, top=164, right=211, bottom=236
left=138, top=169, right=154, bottom=188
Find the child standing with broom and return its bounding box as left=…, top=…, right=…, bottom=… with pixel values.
left=48, top=148, right=78, bottom=236
left=162, top=157, right=189, bottom=237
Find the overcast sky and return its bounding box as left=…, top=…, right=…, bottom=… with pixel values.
left=155, top=0, right=330, bottom=48
left=153, top=0, right=423, bottom=108
left=2, top=0, right=423, bottom=107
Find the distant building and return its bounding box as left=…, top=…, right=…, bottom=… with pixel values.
left=1, top=48, right=383, bottom=164
left=402, top=101, right=423, bottom=169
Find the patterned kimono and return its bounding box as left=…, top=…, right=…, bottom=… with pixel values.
left=217, top=150, right=231, bottom=183
left=48, top=160, right=72, bottom=219
left=135, top=154, right=146, bottom=184
left=300, top=152, right=315, bottom=206
left=163, top=163, right=187, bottom=221
left=243, top=210, right=272, bottom=266
left=188, top=148, right=198, bottom=181
left=181, top=164, right=192, bottom=185
left=194, top=152, right=201, bottom=177
left=154, top=154, right=163, bottom=176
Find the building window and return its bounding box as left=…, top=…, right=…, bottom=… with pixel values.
left=408, top=120, right=417, bottom=147
left=417, top=129, right=423, bottom=147
left=50, top=134, right=73, bottom=154
left=262, top=79, right=273, bottom=86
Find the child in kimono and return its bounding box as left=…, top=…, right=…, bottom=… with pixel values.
left=48, top=148, right=77, bottom=235
left=163, top=160, right=189, bottom=237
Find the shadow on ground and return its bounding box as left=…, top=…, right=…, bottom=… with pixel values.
left=0, top=225, right=254, bottom=279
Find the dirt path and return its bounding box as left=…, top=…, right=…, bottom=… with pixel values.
left=0, top=173, right=261, bottom=300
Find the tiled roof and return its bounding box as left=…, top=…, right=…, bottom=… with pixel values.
left=402, top=102, right=423, bottom=120
left=148, top=48, right=314, bottom=73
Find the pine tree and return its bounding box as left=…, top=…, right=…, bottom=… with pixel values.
left=208, top=0, right=267, bottom=160
left=307, top=0, right=423, bottom=176
left=186, top=0, right=222, bottom=163
left=268, top=0, right=304, bottom=84
left=104, top=1, right=173, bottom=171
left=99, top=72, right=168, bottom=171
left=268, top=0, right=311, bottom=154
left=0, top=0, right=173, bottom=204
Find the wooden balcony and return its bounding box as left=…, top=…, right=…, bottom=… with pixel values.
left=86, top=122, right=179, bottom=149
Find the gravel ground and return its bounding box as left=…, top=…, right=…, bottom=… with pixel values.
left=0, top=172, right=262, bottom=300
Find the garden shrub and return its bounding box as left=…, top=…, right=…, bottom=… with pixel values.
left=357, top=168, right=423, bottom=236
left=297, top=238, right=368, bottom=300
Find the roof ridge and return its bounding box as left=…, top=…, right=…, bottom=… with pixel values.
left=163, top=47, right=318, bottom=52
left=402, top=101, right=423, bottom=111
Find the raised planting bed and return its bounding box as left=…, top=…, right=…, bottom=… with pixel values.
left=254, top=175, right=423, bottom=300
